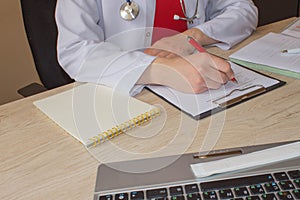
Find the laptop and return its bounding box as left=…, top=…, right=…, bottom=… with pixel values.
left=94, top=141, right=300, bottom=200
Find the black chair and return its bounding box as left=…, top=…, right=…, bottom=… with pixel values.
left=253, top=0, right=299, bottom=26
left=19, top=0, right=73, bottom=97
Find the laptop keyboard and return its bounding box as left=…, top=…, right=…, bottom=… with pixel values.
left=98, top=169, right=300, bottom=200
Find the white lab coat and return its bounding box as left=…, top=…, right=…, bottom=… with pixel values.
left=55, top=0, right=258, bottom=95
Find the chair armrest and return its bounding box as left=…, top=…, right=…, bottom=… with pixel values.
left=17, top=82, right=47, bottom=97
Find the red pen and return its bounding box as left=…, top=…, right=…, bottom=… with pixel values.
left=187, top=36, right=206, bottom=53
left=187, top=36, right=238, bottom=84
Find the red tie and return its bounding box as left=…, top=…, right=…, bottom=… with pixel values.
left=152, top=0, right=188, bottom=44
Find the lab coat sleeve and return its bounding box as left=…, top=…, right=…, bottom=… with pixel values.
left=55, top=0, right=156, bottom=96
left=196, top=0, right=258, bottom=49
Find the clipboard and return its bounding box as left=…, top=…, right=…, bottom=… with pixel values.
left=146, top=62, right=285, bottom=120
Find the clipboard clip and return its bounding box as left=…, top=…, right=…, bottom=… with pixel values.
left=212, top=85, right=266, bottom=108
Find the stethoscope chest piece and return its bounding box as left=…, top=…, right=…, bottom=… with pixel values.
left=120, top=1, right=139, bottom=21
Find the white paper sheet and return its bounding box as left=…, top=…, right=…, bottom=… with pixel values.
left=230, top=32, right=300, bottom=74
left=282, top=18, right=300, bottom=38
left=147, top=62, right=279, bottom=117
left=191, top=141, right=300, bottom=178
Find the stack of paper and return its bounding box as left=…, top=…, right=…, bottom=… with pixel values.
left=229, top=32, right=300, bottom=79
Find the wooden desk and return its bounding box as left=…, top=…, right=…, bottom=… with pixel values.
left=1, top=18, right=299, bottom=200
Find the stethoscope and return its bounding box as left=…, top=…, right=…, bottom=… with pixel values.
left=174, top=0, right=200, bottom=24
left=120, top=0, right=200, bottom=24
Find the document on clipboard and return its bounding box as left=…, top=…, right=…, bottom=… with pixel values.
left=147, top=62, right=285, bottom=119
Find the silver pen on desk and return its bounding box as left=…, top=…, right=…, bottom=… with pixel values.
left=281, top=48, right=300, bottom=54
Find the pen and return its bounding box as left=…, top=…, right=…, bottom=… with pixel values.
left=187, top=35, right=206, bottom=53
left=193, top=148, right=243, bottom=159
left=281, top=48, right=300, bottom=54
left=187, top=36, right=238, bottom=84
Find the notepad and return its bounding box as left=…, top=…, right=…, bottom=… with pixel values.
left=147, top=62, right=284, bottom=119
left=190, top=141, right=300, bottom=178
left=229, top=32, right=300, bottom=79
left=34, top=83, right=160, bottom=148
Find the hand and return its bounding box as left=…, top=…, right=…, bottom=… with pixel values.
left=138, top=53, right=234, bottom=93
left=144, top=33, right=195, bottom=58
left=144, top=28, right=219, bottom=58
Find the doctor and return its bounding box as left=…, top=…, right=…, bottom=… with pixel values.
left=55, top=0, right=258, bottom=95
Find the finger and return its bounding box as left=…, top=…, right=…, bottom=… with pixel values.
left=202, top=78, right=223, bottom=90
left=191, top=54, right=229, bottom=84
left=165, top=53, right=178, bottom=58
left=209, top=55, right=235, bottom=79
left=187, top=70, right=222, bottom=91
left=144, top=48, right=175, bottom=58
left=202, top=66, right=229, bottom=84
left=191, top=53, right=231, bottom=83
left=156, top=51, right=174, bottom=58
left=193, top=86, right=208, bottom=94
left=144, top=48, right=163, bottom=56
left=184, top=73, right=209, bottom=93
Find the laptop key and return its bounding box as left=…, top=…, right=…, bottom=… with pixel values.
left=274, top=173, right=289, bottom=181
left=288, top=171, right=300, bottom=179
left=131, top=191, right=145, bottom=200
left=234, top=187, right=249, bottom=197
left=146, top=188, right=168, bottom=199
left=279, top=181, right=295, bottom=190
left=250, top=184, right=265, bottom=195
left=245, top=195, right=260, bottom=200
left=115, top=193, right=129, bottom=200
left=186, top=193, right=201, bottom=200
left=261, top=193, right=277, bottom=200
left=169, top=186, right=184, bottom=196
left=292, top=189, right=300, bottom=199
left=171, top=195, right=185, bottom=200
left=218, top=189, right=234, bottom=199
left=99, top=195, right=113, bottom=200
left=265, top=182, right=280, bottom=193
left=277, top=191, right=294, bottom=200
left=202, top=191, right=218, bottom=200
left=185, top=184, right=200, bottom=194
left=294, top=180, right=300, bottom=188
